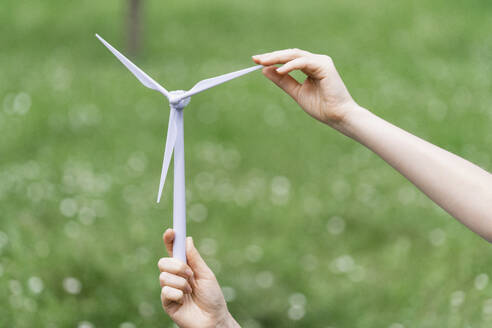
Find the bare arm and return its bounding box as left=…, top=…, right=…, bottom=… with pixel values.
left=344, top=107, right=492, bottom=241
left=253, top=49, right=492, bottom=242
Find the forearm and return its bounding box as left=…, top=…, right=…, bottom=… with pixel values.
left=338, top=105, right=492, bottom=241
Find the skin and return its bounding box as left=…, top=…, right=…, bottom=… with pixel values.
left=158, top=229, right=240, bottom=328
left=160, top=48, right=492, bottom=327
left=253, top=49, right=492, bottom=242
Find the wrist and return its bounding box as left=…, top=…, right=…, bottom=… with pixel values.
left=216, top=311, right=240, bottom=328
left=329, top=103, right=371, bottom=139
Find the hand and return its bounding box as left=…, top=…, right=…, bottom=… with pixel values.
left=253, top=49, right=359, bottom=128
left=157, top=229, right=239, bottom=328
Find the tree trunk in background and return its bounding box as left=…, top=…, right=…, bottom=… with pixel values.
left=127, top=0, right=142, bottom=58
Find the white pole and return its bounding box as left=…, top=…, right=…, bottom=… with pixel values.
left=172, top=106, right=187, bottom=263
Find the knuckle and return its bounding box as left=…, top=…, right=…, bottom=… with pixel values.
left=299, top=56, right=310, bottom=63
left=177, top=276, right=187, bottom=288
left=291, top=48, right=302, bottom=55
left=294, top=48, right=309, bottom=56
left=177, top=262, right=187, bottom=273
left=159, top=271, right=169, bottom=282
left=322, top=55, right=333, bottom=64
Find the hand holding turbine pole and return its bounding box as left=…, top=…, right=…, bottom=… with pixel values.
left=158, top=229, right=240, bottom=328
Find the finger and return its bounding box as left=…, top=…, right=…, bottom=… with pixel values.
left=262, top=66, right=301, bottom=101
left=186, top=237, right=215, bottom=279
left=161, top=286, right=184, bottom=306
left=276, top=56, right=328, bottom=79
left=160, top=272, right=192, bottom=293
left=163, top=228, right=174, bottom=256
left=252, top=48, right=310, bottom=66
left=157, top=257, right=193, bottom=279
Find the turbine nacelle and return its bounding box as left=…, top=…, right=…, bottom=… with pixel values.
left=168, top=90, right=190, bottom=109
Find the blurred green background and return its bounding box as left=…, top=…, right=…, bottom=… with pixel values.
left=1, top=0, right=492, bottom=327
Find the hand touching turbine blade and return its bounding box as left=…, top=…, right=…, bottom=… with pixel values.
left=181, top=65, right=263, bottom=99
left=95, top=34, right=170, bottom=98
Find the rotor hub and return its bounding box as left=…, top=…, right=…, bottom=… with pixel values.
left=169, top=90, right=190, bottom=109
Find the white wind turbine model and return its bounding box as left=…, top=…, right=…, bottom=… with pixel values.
left=96, top=34, right=262, bottom=263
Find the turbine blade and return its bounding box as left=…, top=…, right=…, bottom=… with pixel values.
left=183, top=65, right=263, bottom=98
left=157, top=107, right=177, bottom=203
left=95, top=34, right=170, bottom=98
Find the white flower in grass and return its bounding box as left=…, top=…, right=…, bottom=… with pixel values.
left=60, top=198, right=78, bottom=217
left=303, top=196, right=322, bottom=216
left=331, top=179, right=351, bottom=201
left=287, top=304, right=305, bottom=320
left=388, top=324, right=404, bottom=328
left=450, top=291, right=465, bottom=307
left=0, top=230, right=8, bottom=250
left=9, top=280, right=22, bottom=295
left=256, top=271, right=274, bottom=288
left=475, top=273, right=489, bottom=291
left=331, top=255, right=355, bottom=273
left=63, top=277, right=82, bottom=295
left=427, top=98, right=448, bottom=121
left=199, top=238, right=217, bottom=256
left=64, top=221, right=80, bottom=239
left=272, top=176, right=290, bottom=194
left=127, top=152, right=147, bottom=174
left=139, top=302, right=155, bottom=318
left=263, top=104, right=285, bottom=127
left=221, top=147, right=241, bottom=170
left=429, top=228, right=445, bottom=246
left=77, top=321, right=94, bottom=328
left=28, top=277, right=44, bottom=294
left=13, top=92, right=31, bottom=115
left=326, top=216, right=345, bottom=235
left=245, top=245, right=263, bottom=262
left=349, top=266, right=366, bottom=282
left=397, top=186, right=416, bottom=205
left=301, top=254, right=318, bottom=272
left=482, top=298, right=492, bottom=316
left=79, top=206, right=96, bottom=225
left=119, top=323, right=136, bottom=328
left=189, top=203, right=207, bottom=222
left=206, top=258, right=222, bottom=274
left=289, top=293, right=307, bottom=307
left=24, top=297, right=37, bottom=312
left=242, top=319, right=261, bottom=328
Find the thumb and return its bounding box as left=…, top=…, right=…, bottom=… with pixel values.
left=186, top=237, right=214, bottom=279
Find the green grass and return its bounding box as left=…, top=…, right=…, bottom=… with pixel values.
left=1, top=0, right=492, bottom=327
